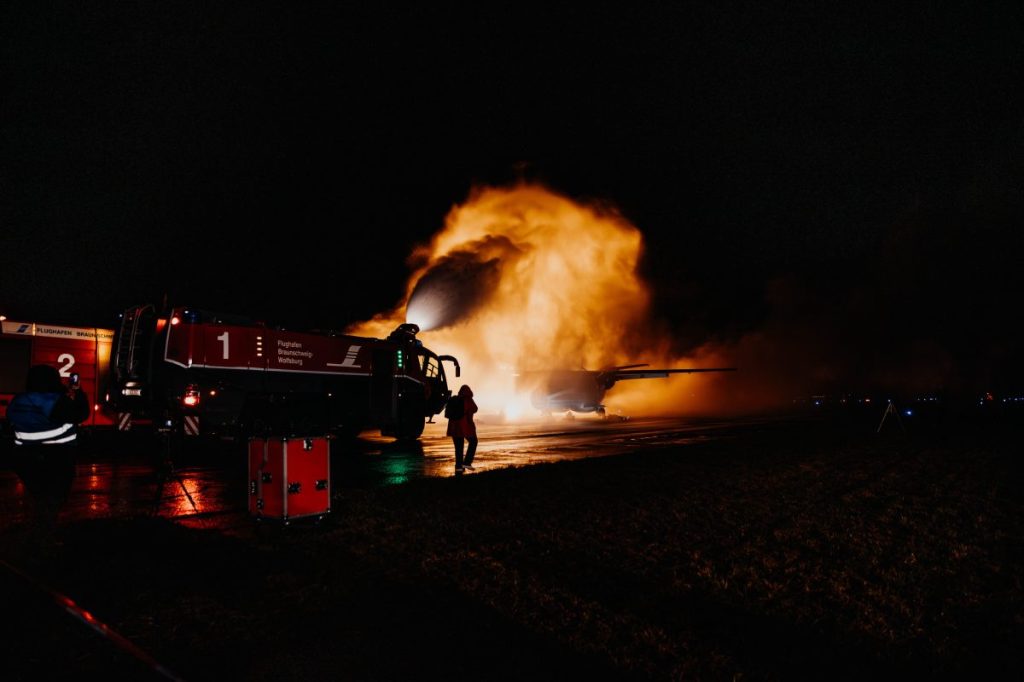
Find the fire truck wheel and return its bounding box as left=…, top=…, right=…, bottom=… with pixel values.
left=394, top=415, right=425, bottom=441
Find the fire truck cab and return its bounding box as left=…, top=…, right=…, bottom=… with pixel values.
left=108, top=305, right=460, bottom=441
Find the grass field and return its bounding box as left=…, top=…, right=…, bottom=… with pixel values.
left=2, top=416, right=1021, bottom=680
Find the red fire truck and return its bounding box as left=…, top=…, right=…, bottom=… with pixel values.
left=0, top=318, right=115, bottom=426
left=107, top=305, right=460, bottom=440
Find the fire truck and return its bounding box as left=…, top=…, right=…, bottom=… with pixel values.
left=107, top=305, right=461, bottom=441
left=0, top=318, right=114, bottom=426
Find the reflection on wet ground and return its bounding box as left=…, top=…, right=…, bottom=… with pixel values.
left=0, top=415, right=778, bottom=530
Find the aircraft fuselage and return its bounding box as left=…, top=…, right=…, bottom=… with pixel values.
left=524, top=370, right=608, bottom=413
left=517, top=365, right=737, bottom=415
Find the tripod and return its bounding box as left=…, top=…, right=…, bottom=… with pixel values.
left=152, top=429, right=199, bottom=515
left=876, top=400, right=907, bottom=434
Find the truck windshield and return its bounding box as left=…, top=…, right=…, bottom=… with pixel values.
left=422, top=354, right=441, bottom=379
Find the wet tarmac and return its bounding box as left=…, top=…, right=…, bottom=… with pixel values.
left=0, top=414, right=777, bottom=532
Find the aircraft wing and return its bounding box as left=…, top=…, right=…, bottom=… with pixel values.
left=599, top=367, right=737, bottom=385
left=614, top=367, right=736, bottom=378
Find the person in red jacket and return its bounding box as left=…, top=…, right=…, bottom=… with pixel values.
left=445, top=384, right=478, bottom=473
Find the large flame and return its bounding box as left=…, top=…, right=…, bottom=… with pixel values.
left=348, top=183, right=732, bottom=418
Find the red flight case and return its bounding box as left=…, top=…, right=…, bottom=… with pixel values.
left=248, top=436, right=331, bottom=522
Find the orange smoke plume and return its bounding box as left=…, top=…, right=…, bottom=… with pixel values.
left=347, top=183, right=736, bottom=418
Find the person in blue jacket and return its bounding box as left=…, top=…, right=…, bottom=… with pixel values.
left=5, top=364, right=90, bottom=536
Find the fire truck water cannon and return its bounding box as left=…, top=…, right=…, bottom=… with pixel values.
left=108, top=305, right=461, bottom=441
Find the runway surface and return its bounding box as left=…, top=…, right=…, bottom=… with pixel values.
left=0, top=414, right=783, bottom=529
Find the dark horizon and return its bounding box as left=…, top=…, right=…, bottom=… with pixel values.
left=3, top=4, right=1022, bottom=398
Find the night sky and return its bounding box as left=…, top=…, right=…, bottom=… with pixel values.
left=3, top=4, right=1022, bottom=397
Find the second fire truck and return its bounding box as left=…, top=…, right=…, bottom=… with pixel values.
left=1, top=317, right=114, bottom=427
left=108, top=305, right=460, bottom=441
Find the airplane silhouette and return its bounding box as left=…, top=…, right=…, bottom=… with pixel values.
left=516, top=364, right=737, bottom=415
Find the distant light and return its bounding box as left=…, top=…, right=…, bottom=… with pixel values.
left=904, top=409, right=913, bottom=416
left=0, top=315, right=6, bottom=322
left=170, top=316, right=181, bottom=325
left=94, top=404, right=100, bottom=411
